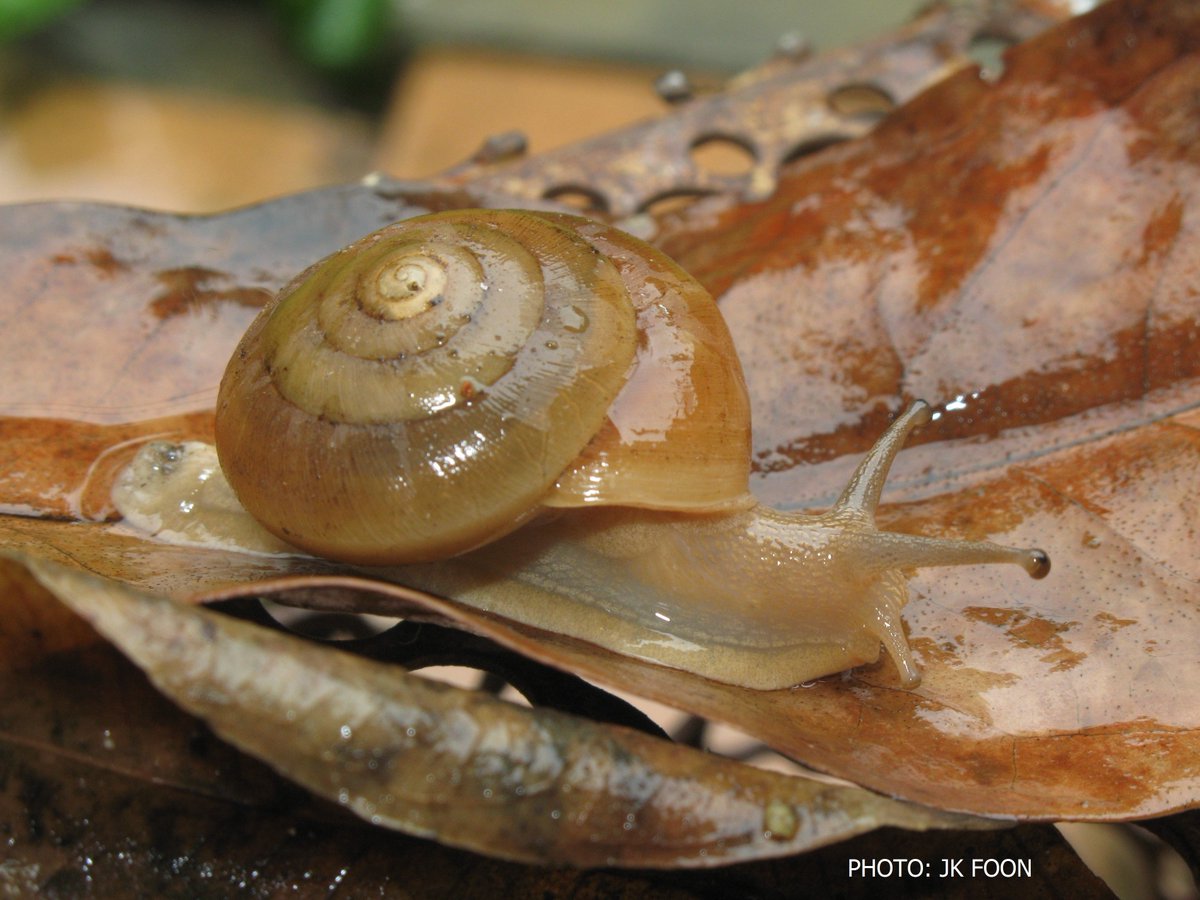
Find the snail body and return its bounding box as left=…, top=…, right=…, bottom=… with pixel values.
left=121, top=209, right=1048, bottom=689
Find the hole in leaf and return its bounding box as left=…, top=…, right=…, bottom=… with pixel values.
left=781, top=133, right=852, bottom=167
left=639, top=189, right=712, bottom=217
left=689, top=134, right=757, bottom=176
left=968, top=32, right=1015, bottom=82
left=542, top=185, right=608, bottom=213
left=827, top=83, right=895, bottom=119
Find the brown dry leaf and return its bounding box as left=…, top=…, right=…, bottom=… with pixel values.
left=0, top=0, right=1195, bottom=865
left=0, top=558, right=730, bottom=896
left=8, top=554, right=994, bottom=869
left=0, top=560, right=1111, bottom=895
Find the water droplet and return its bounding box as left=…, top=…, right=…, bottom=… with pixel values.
left=340, top=724, right=352, bottom=740
left=945, top=394, right=968, bottom=412
left=328, top=865, right=349, bottom=890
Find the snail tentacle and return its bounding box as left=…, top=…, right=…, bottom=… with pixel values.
left=862, top=572, right=920, bottom=687
left=830, top=400, right=1049, bottom=582
left=834, top=399, right=934, bottom=514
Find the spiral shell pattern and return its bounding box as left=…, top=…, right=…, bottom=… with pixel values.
left=216, top=210, right=638, bottom=564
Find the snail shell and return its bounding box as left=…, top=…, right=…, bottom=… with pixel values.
left=120, top=209, right=1049, bottom=690
left=215, top=209, right=751, bottom=564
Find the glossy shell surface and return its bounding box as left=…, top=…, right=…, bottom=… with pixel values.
left=215, top=210, right=751, bottom=564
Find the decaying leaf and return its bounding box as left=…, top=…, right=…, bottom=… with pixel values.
left=1, top=0, right=1198, bottom=876
left=435, top=0, right=1068, bottom=215
left=0, top=559, right=712, bottom=897
left=9, top=554, right=996, bottom=868
left=0, top=560, right=1112, bottom=894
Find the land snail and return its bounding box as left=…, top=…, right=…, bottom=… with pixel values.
left=114, top=208, right=1049, bottom=690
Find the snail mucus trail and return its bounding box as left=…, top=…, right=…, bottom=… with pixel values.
left=113, top=209, right=1049, bottom=690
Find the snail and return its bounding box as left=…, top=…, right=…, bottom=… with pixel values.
left=115, top=208, right=1049, bottom=690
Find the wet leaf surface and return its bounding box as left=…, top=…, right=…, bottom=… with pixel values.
left=7, top=555, right=997, bottom=871
left=0, top=553, right=1117, bottom=894
left=0, top=186, right=477, bottom=521
left=0, top=0, right=1198, bottom=877
left=0, top=711, right=1111, bottom=899
left=645, top=0, right=1200, bottom=817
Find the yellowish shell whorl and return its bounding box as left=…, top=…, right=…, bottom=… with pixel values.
left=541, top=214, right=752, bottom=511
left=215, top=209, right=751, bottom=565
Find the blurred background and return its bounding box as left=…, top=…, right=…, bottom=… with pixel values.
left=0, top=0, right=928, bottom=211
